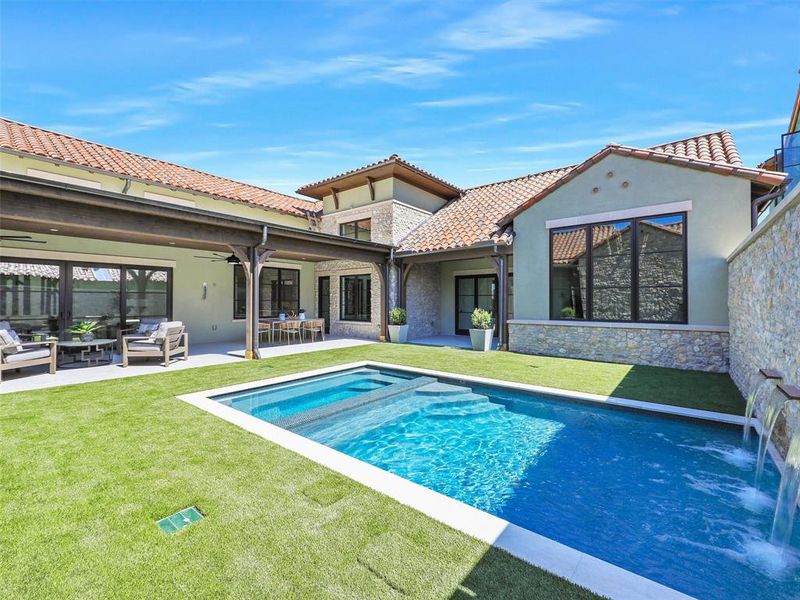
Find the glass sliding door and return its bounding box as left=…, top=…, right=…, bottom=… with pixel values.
left=70, top=265, right=121, bottom=340
left=455, top=275, right=497, bottom=335
left=124, top=268, right=170, bottom=330
left=0, top=260, right=62, bottom=336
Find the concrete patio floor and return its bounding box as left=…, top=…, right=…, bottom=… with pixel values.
left=0, top=336, right=374, bottom=394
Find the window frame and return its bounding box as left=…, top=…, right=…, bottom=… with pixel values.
left=339, top=273, right=371, bottom=322
left=0, top=256, right=173, bottom=335
left=549, top=211, right=687, bottom=324
left=232, top=265, right=301, bottom=320
left=339, top=218, right=372, bottom=241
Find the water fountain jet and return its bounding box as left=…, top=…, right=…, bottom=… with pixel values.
left=770, top=385, right=800, bottom=548
left=745, top=369, right=783, bottom=443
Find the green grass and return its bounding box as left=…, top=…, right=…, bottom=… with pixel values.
left=0, top=344, right=744, bottom=599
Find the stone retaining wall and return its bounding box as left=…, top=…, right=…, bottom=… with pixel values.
left=728, top=187, right=800, bottom=454
left=508, top=321, right=729, bottom=372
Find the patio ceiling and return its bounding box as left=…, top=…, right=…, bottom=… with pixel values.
left=0, top=171, right=392, bottom=263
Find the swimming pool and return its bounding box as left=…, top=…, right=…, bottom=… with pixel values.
left=207, top=365, right=800, bottom=600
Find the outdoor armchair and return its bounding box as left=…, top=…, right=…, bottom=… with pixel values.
left=121, top=321, right=188, bottom=367
left=0, top=321, right=57, bottom=381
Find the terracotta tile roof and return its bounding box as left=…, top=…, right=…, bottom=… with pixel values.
left=0, top=118, right=319, bottom=218
left=649, top=130, right=742, bottom=166
left=399, top=130, right=784, bottom=254
left=398, top=166, right=575, bottom=253
left=296, top=154, right=462, bottom=200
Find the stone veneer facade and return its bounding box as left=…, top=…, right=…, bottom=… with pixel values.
left=313, top=199, right=432, bottom=339
left=404, top=262, right=441, bottom=338
left=508, top=321, right=730, bottom=372
left=728, top=188, right=800, bottom=454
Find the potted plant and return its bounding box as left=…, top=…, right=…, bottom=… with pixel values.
left=469, top=308, right=494, bottom=351
left=70, top=320, right=101, bottom=342
left=387, top=307, right=409, bottom=344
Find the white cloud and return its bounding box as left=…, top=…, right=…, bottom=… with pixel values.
left=512, top=117, right=787, bottom=154
left=528, top=101, right=582, bottom=112
left=443, top=0, right=609, bottom=50
left=414, top=94, right=510, bottom=108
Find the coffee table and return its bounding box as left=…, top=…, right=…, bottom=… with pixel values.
left=57, top=339, right=116, bottom=367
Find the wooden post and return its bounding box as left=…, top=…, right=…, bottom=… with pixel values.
left=230, top=245, right=273, bottom=359
left=374, top=261, right=390, bottom=341
left=399, top=261, right=414, bottom=308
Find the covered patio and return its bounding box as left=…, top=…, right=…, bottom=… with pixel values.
left=0, top=171, right=393, bottom=377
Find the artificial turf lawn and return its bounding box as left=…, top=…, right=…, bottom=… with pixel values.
left=1, top=344, right=744, bottom=599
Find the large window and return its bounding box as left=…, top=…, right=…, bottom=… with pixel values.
left=0, top=259, right=172, bottom=339
left=339, top=218, right=371, bottom=241
left=550, top=213, right=686, bottom=323
left=233, top=266, right=300, bottom=319
left=340, top=274, right=371, bottom=322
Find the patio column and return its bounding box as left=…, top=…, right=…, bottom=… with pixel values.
left=494, top=253, right=509, bottom=351
left=230, top=244, right=273, bottom=360
left=374, top=260, right=390, bottom=341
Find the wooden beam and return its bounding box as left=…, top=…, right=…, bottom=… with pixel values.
left=331, top=187, right=340, bottom=209
left=1, top=190, right=261, bottom=248
left=265, top=234, right=389, bottom=263
left=366, top=176, right=375, bottom=201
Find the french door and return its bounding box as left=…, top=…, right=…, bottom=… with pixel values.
left=0, top=258, right=171, bottom=339
left=455, top=275, right=497, bottom=336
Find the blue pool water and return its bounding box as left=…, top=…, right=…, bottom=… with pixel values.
left=221, top=367, right=800, bottom=600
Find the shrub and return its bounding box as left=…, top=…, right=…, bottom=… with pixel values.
left=388, top=307, right=407, bottom=326
left=470, top=308, right=493, bottom=330
left=560, top=306, right=576, bottom=318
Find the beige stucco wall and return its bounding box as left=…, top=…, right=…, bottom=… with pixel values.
left=0, top=231, right=315, bottom=345
left=0, top=152, right=310, bottom=229
left=321, top=177, right=447, bottom=215
left=438, top=257, right=499, bottom=335
left=512, top=154, right=752, bottom=326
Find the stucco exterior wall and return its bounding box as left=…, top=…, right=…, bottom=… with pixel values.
left=512, top=154, right=751, bottom=327
left=321, top=177, right=447, bottom=215
left=438, top=257, right=498, bottom=335
left=0, top=231, right=315, bottom=345
left=728, top=188, right=800, bottom=453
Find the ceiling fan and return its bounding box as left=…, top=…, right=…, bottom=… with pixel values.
left=0, top=235, right=46, bottom=244
left=193, top=252, right=240, bottom=264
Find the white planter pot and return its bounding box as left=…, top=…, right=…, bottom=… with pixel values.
left=469, top=328, right=493, bottom=352
left=388, top=324, right=409, bottom=344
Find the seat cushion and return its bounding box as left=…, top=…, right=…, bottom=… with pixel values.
left=127, top=341, right=159, bottom=352
left=5, top=348, right=50, bottom=363
left=150, top=321, right=183, bottom=341
left=137, top=317, right=167, bottom=335
left=0, top=329, right=22, bottom=354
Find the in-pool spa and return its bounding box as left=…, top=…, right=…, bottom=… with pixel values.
left=211, top=366, right=800, bottom=600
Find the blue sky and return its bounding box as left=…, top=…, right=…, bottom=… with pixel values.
left=1, top=1, right=798, bottom=195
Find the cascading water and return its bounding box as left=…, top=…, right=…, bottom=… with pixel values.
left=771, top=430, right=800, bottom=548
left=744, top=369, right=783, bottom=443
left=756, top=387, right=788, bottom=486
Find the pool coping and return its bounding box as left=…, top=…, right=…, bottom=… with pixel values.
left=178, top=361, right=775, bottom=600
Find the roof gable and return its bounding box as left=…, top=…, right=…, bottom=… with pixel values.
left=296, top=154, right=462, bottom=200
left=498, top=136, right=786, bottom=227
